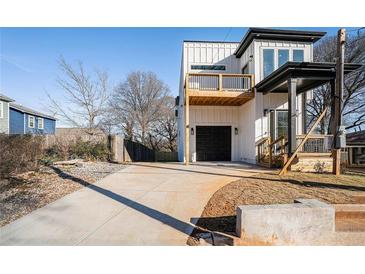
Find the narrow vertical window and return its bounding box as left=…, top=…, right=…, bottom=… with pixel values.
left=263, top=49, right=275, bottom=78
left=276, top=110, right=288, bottom=138
left=28, top=116, right=35, bottom=128
left=278, top=49, right=289, bottom=67
left=293, top=49, right=304, bottom=62
left=38, top=118, right=44, bottom=129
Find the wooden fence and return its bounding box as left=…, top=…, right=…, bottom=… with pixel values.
left=123, top=139, right=177, bottom=162
left=110, top=137, right=178, bottom=163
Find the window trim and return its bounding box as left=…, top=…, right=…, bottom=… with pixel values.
left=28, top=115, right=35, bottom=128
left=269, top=109, right=289, bottom=140
left=37, top=117, right=44, bottom=130
left=262, top=48, right=275, bottom=79
left=0, top=101, right=3, bottom=119
left=190, top=64, right=226, bottom=72
left=261, top=47, right=306, bottom=79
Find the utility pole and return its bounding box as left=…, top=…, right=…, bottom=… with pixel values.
left=332, top=28, right=346, bottom=176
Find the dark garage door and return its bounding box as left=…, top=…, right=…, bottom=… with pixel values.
left=196, top=126, right=231, bottom=161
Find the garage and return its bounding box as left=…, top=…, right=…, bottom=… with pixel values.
left=196, top=126, right=231, bottom=161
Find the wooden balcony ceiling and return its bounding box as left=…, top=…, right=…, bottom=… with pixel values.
left=188, top=90, right=254, bottom=106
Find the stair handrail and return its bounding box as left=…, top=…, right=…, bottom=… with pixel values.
left=279, top=107, right=328, bottom=175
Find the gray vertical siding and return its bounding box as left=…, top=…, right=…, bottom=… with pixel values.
left=0, top=100, right=10, bottom=134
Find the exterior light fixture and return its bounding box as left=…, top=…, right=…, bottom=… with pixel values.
left=235, top=128, right=238, bottom=135
left=191, top=127, right=194, bottom=135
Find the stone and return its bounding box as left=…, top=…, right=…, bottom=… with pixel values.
left=236, top=199, right=335, bottom=245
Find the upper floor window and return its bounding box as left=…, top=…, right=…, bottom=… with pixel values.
left=278, top=49, right=289, bottom=67
left=0, top=102, right=3, bottom=119
left=263, top=49, right=275, bottom=78
left=262, top=48, right=306, bottom=79
left=28, top=115, right=35, bottom=128
left=38, top=117, right=44, bottom=130
left=293, top=49, right=304, bottom=62
left=191, top=65, right=226, bottom=71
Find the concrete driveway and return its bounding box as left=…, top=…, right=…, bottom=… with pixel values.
left=0, top=162, right=266, bottom=245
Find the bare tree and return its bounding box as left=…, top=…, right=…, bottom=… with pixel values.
left=150, top=96, right=177, bottom=151
left=307, top=31, right=365, bottom=133
left=110, top=71, right=171, bottom=145
left=47, top=57, right=110, bottom=135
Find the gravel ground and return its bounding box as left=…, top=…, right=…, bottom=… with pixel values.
left=0, top=161, right=126, bottom=227
left=188, top=171, right=365, bottom=245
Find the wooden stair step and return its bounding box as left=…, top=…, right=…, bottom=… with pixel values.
left=297, top=152, right=332, bottom=158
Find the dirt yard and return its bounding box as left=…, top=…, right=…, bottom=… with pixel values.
left=188, top=171, right=365, bottom=245
left=0, top=162, right=125, bottom=227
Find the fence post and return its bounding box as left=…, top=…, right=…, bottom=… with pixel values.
left=110, top=135, right=124, bottom=163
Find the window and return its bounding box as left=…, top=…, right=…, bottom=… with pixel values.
left=191, top=65, right=226, bottom=71
left=278, top=49, right=289, bottom=67
left=269, top=110, right=288, bottom=140
left=28, top=116, right=35, bottom=128
left=276, top=111, right=288, bottom=138
left=38, top=117, right=44, bottom=129
left=293, top=49, right=304, bottom=62
left=0, top=102, right=3, bottom=119
left=263, top=49, right=275, bottom=78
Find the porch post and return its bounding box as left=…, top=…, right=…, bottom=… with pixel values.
left=287, top=78, right=297, bottom=156
left=185, top=75, right=190, bottom=165
left=329, top=79, right=336, bottom=134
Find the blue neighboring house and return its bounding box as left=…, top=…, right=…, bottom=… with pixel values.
left=9, top=103, right=56, bottom=135
left=0, top=93, right=56, bottom=135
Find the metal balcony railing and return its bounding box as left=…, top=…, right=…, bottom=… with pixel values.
left=186, top=73, right=254, bottom=93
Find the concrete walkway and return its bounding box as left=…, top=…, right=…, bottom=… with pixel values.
left=0, top=162, right=266, bottom=245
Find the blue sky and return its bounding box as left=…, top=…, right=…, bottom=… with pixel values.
left=0, top=27, right=339, bottom=123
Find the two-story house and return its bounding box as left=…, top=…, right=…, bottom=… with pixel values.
left=177, top=28, right=361, bottom=169
left=0, top=93, right=56, bottom=135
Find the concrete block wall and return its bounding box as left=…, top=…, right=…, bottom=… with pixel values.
left=236, top=199, right=335, bottom=245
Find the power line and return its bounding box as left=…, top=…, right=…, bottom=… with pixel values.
left=211, top=27, right=233, bottom=63
left=222, top=27, right=233, bottom=42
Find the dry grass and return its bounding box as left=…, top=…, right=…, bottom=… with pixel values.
left=0, top=162, right=124, bottom=227
left=188, top=171, right=365, bottom=245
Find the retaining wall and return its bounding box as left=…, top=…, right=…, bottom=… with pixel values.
left=236, top=199, right=335, bottom=245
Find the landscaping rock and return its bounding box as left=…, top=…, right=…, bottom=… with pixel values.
left=0, top=161, right=126, bottom=227
left=54, top=159, right=84, bottom=166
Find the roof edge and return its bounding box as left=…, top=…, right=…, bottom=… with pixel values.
left=10, top=103, right=56, bottom=120
left=0, top=94, right=15, bottom=102
left=234, top=28, right=327, bottom=58
left=183, top=40, right=239, bottom=44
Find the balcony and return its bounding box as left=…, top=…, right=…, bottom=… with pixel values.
left=185, top=73, right=255, bottom=106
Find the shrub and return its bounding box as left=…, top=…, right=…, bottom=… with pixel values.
left=69, top=139, right=110, bottom=161
left=44, top=140, right=72, bottom=162
left=0, top=134, right=45, bottom=178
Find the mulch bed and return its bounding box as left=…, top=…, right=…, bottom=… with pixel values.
left=187, top=171, right=365, bottom=245
left=0, top=162, right=125, bottom=227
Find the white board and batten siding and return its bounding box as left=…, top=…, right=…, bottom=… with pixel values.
left=182, top=41, right=240, bottom=74
left=178, top=42, right=240, bottom=162
left=178, top=38, right=315, bottom=163
left=189, top=105, right=240, bottom=162
left=252, top=39, right=314, bottom=145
